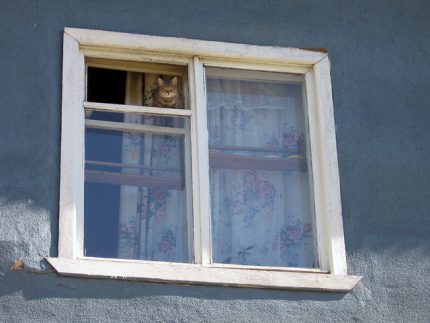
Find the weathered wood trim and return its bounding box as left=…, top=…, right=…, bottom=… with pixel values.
left=85, top=119, right=187, bottom=136
left=191, top=57, right=212, bottom=265
left=59, top=32, right=85, bottom=258
left=84, top=101, right=192, bottom=116
left=46, top=257, right=361, bottom=292
left=204, top=63, right=309, bottom=78
left=86, top=57, right=188, bottom=74
left=83, top=47, right=190, bottom=65
left=187, top=59, right=202, bottom=264
left=65, top=27, right=326, bottom=66
left=312, top=57, right=346, bottom=275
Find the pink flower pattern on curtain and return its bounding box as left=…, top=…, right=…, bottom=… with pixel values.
left=116, top=72, right=316, bottom=268
left=207, top=77, right=316, bottom=268
left=117, top=117, right=189, bottom=262
left=117, top=73, right=189, bottom=263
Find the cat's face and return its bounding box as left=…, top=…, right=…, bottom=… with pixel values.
left=157, top=77, right=178, bottom=100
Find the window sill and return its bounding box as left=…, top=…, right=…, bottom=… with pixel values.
left=46, top=257, right=361, bottom=292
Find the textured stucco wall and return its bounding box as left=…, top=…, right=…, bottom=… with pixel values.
left=1, top=0, right=429, bottom=321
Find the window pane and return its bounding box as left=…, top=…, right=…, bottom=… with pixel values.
left=84, top=113, right=192, bottom=263
left=206, top=68, right=317, bottom=268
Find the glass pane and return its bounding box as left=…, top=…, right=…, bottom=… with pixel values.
left=206, top=68, right=317, bottom=268
left=84, top=113, right=192, bottom=263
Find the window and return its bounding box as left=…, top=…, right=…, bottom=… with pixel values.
left=47, top=28, right=361, bottom=291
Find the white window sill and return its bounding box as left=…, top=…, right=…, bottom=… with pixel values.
left=46, top=257, right=361, bottom=292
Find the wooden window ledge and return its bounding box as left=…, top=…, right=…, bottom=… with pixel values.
left=46, top=257, right=361, bottom=292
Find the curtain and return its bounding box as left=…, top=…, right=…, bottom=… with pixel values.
left=115, top=72, right=316, bottom=268
left=207, top=77, right=316, bottom=268
left=117, top=72, right=189, bottom=262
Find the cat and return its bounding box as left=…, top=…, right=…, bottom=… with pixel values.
left=152, top=76, right=183, bottom=109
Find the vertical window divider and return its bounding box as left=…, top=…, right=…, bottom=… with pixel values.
left=184, top=123, right=194, bottom=263
left=190, top=57, right=212, bottom=265
left=183, top=71, right=194, bottom=263
left=182, top=70, right=193, bottom=262
left=188, top=58, right=202, bottom=264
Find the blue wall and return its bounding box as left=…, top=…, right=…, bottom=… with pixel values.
left=1, top=0, right=429, bottom=321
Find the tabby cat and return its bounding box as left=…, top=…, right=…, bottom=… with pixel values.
left=153, top=76, right=183, bottom=108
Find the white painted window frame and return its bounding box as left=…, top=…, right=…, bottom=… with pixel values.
left=47, top=27, right=361, bottom=292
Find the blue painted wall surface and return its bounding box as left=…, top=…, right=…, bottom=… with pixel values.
left=0, top=0, right=429, bottom=321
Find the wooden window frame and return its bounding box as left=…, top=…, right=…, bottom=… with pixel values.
left=47, top=27, right=361, bottom=291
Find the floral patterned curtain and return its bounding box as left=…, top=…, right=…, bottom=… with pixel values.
left=207, top=76, right=317, bottom=268
left=117, top=72, right=189, bottom=262
left=116, top=71, right=316, bottom=268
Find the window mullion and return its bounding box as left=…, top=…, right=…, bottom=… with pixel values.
left=190, top=57, right=212, bottom=265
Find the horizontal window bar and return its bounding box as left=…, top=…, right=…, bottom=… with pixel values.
left=85, top=170, right=184, bottom=190
left=86, top=57, right=188, bottom=75
left=84, top=101, right=192, bottom=116
left=209, top=151, right=307, bottom=171
left=209, top=145, right=301, bottom=153
left=86, top=160, right=179, bottom=172
left=209, top=263, right=328, bottom=274
left=85, top=119, right=187, bottom=136
left=205, top=66, right=304, bottom=83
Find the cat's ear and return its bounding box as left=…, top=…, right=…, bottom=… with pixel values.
left=157, top=78, right=165, bottom=87
left=171, top=77, right=178, bottom=87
